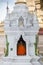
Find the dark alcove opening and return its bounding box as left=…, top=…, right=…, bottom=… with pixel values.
left=17, top=35, right=26, bottom=56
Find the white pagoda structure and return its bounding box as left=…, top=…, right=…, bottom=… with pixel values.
left=0, top=0, right=42, bottom=65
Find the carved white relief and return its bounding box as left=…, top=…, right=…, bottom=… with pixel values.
left=18, top=16, right=24, bottom=27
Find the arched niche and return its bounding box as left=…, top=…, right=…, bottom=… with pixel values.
left=18, top=16, right=24, bottom=27
left=17, top=35, right=26, bottom=56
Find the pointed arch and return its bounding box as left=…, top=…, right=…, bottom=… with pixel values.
left=18, top=16, right=24, bottom=27
left=17, top=35, right=26, bottom=56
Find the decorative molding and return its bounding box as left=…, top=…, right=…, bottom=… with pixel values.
left=15, top=2, right=26, bottom=4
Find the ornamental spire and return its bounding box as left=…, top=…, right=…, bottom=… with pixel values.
left=6, top=1, right=9, bottom=14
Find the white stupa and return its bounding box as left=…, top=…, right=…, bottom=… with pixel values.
left=0, top=0, right=41, bottom=65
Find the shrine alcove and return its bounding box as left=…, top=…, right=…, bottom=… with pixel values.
left=17, top=35, right=26, bottom=56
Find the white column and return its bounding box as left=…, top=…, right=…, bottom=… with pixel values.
left=28, top=42, right=35, bottom=56
left=8, top=35, right=14, bottom=58
left=26, top=41, right=29, bottom=56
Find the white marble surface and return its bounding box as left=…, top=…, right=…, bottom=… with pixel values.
left=32, top=61, right=41, bottom=65
left=0, top=59, right=42, bottom=65
left=4, top=1, right=40, bottom=65
left=0, top=58, right=32, bottom=65
left=0, top=56, right=42, bottom=65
